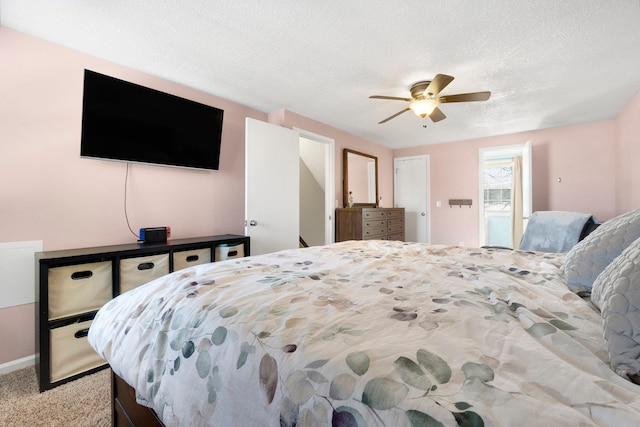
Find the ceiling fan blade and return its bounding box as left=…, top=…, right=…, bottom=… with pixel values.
left=378, top=108, right=411, bottom=124
left=370, top=95, right=413, bottom=102
left=429, top=106, right=446, bottom=122
left=439, top=91, right=491, bottom=103
left=425, top=74, right=454, bottom=97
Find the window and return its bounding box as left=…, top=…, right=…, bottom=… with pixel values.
left=483, top=161, right=512, bottom=213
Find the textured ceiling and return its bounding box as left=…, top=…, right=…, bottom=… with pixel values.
left=3, top=1, right=640, bottom=149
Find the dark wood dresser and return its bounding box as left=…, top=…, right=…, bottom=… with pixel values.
left=335, top=207, right=405, bottom=242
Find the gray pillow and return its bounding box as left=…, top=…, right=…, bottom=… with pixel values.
left=563, top=209, right=640, bottom=294
left=595, top=237, right=640, bottom=381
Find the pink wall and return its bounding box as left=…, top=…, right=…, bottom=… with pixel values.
left=395, top=121, right=618, bottom=246
left=0, top=28, right=269, bottom=366
left=615, top=91, right=640, bottom=213
left=0, top=28, right=393, bottom=366
left=0, top=28, right=266, bottom=251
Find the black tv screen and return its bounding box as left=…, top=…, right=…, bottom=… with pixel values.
left=80, top=69, right=223, bottom=170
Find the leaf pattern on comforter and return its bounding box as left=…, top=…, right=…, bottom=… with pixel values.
left=89, top=240, right=640, bottom=426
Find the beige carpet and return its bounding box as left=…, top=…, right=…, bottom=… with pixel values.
left=0, top=366, right=110, bottom=427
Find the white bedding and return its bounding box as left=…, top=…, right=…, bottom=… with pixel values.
left=88, top=240, right=640, bottom=426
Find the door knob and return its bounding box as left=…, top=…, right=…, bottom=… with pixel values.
left=249, top=220, right=258, bottom=226
left=421, top=212, right=426, bottom=216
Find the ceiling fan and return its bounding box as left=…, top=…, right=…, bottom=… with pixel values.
left=370, top=74, right=491, bottom=124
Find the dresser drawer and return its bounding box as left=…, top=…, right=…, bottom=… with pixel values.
left=387, top=232, right=405, bottom=241
left=50, top=317, right=105, bottom=383
left=388, top=219, right=405, bottom=234
left=364, top=219, right=386, bottom=228
left=120, top=253, right=170, bottom=293
left=363, top=225, right=387, bottom=238
left=363, top=232, right=386, bottom=240
left=388, top=218, right=404, bottom=227
left=387, top=209, right=405, bottom=219
left=174, top=248, right=211, bottom=271
left=48, top=261, right=112, bottom=320
left=363, top=210, right=387, bottom=220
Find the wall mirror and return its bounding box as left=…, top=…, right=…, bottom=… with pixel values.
left=343, top=149, right=378, bottom=208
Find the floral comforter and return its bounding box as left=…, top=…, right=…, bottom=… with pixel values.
left=88, top=240, right=640, bottom=426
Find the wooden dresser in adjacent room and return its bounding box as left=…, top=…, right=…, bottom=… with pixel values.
left=335, top=207, right=405, bottom=242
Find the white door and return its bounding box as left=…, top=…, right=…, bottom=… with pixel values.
left=394, top=155, right=430, bottom=243
left=245, top=118, right=299, bottom=255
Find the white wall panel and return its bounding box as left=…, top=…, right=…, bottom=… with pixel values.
left=0, top=241, right=42, bottom=308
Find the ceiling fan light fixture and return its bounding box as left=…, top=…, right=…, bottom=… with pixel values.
left=410, top=99, right=438, bottom=118
left=370, top=74, right=489, bottom=124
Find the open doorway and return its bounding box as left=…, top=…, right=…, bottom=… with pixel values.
left=297, top=130, right=335, bottom=247
left=245, top=119, right=334, bottom=255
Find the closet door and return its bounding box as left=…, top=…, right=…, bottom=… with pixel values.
left=245, top=118, right=299, bottom=255
left=394, top=155, right=430, bottom=243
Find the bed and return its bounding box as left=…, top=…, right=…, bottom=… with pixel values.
left=88, top=209, right=640, bottom=427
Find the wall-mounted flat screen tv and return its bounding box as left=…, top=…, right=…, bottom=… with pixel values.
left=81, top=69, right=223, bottom=170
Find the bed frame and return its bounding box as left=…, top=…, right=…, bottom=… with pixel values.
left=112, top=371, right=164, bottom=427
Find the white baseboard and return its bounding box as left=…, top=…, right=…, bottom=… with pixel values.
left=0, top=354, right=35, bottom=375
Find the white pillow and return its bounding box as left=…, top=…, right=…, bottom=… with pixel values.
left=563, top=209, right=640, bottom=295
left=595, top=237, right=640, bottom=381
